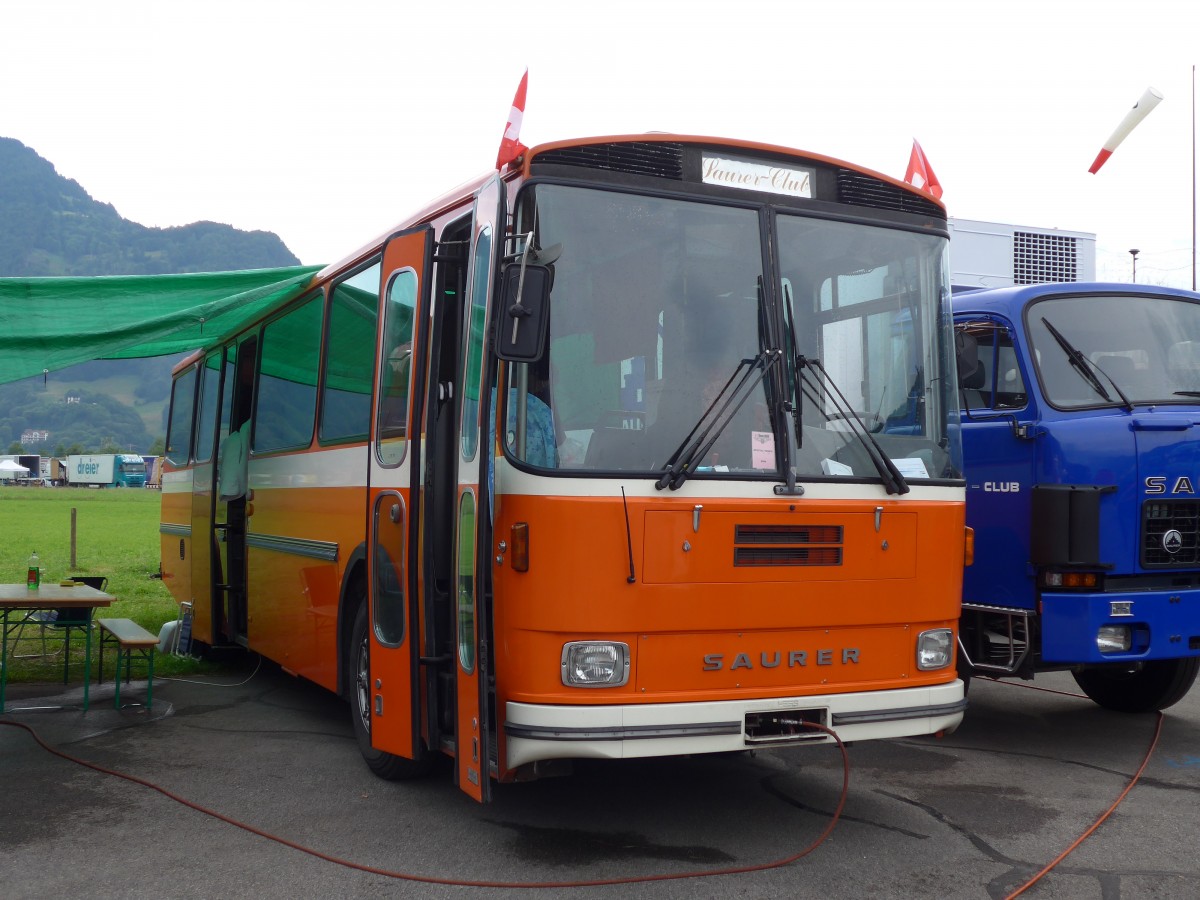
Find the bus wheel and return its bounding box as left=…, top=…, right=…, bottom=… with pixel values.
left=348, top=602, right=434, bottom=780
left=1072, top=657, right=1200, bottom=713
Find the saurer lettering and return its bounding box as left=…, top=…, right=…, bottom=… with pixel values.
left=703, top=648, right=860, bottom=671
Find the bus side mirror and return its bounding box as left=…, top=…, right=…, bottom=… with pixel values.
left=495, top=262, right=551, bottom=362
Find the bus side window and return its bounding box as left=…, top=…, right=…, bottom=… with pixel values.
left=377, top=268, right=417, bottom=467
left=165, top=366, right=198, bottom=466
left=254, top=295, right=322, bottom=453
left=321, top=261, right=380, bottom=445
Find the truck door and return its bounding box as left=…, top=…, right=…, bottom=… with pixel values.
left=366, top=227, right=433, bottom=760
left=958, top=318, right=1038, bottom=609
left=452, top=174, right=504, bottom=801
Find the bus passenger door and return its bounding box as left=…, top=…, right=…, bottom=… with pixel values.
left=367, top=227, right=433, bottom=760
left=189, top=350, right=225, bottom=648
left=214, top=338, right=256, bottom=646
left=453, top=175, right=504, bottom=801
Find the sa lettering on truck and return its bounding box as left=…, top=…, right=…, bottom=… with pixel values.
left=956, top=282, right=1200, bottom=712
left=159, top=134, right=968, bottom=803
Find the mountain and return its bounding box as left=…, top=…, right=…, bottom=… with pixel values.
left=0, top=136, right=300, bottom=275
left=0, top=136, right=302, bottom=455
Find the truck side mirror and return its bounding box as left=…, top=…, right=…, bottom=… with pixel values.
left=495, top=262, right=551, bottom=362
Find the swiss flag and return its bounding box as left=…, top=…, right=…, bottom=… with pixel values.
left=904, top=139, right=943, bottom=199
left=496, top=70, right=529, bottom=170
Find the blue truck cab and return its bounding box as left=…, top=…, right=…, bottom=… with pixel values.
left=955, top=282, right=1200, bottom=711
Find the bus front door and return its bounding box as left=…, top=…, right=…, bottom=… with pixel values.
left=366, top=227, right=433, bottom=762
left=452, top=175, right=504, bottom=802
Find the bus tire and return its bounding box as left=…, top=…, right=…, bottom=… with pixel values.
left=348, top=602, right=434, bottom=780
left=1072, top=657, right=1200, bottom=713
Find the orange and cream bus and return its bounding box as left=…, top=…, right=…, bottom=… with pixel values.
left=160, top=134, right=969, bottom=802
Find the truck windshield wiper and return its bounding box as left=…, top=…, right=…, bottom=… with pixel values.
left=1041, top=317, right=1133, bottom=412
left=795, top=356, right=910, bottom=495
left=655, top=349, right=782, bottom=491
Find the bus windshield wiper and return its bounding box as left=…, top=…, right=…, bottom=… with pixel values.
left=1041, top=317, right=1133, bottom=411
left=795, top=356, right=910, bottom=496
left=655, top=349, right=782, bottom=491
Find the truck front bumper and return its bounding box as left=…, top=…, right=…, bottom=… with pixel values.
left=1041, top=588, right=1200, bottom=663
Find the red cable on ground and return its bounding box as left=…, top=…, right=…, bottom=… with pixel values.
left=0, top=718, right=849, bottom=889
left=990, top=679, right=1166, bottom=899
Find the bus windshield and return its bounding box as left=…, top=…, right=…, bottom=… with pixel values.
left=779, top=215, right=958, bottom=480
left=1027, top=293, right=1200, bottom=408
left=507, top=182, right=959, bottom=482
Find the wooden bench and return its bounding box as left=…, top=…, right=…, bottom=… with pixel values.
left=97, top=618, right=157, bottom=709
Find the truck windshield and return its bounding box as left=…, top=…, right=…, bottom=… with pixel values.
left=1027, top=293, right=1200, bottom=409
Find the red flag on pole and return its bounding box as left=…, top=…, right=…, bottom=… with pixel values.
left=496, top=70, right=529, bottom=170
left=904, top=139, right=943, bottom=199
left=1088, top=86, right=1163, bottom=174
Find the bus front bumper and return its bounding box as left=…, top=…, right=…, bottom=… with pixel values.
left=504, top=681, right=966, bottom=769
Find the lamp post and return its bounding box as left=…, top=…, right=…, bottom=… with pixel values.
left=1130, top=248, right=1140, bottom=283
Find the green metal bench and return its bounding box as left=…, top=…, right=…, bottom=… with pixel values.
left=97, top=618, right=157, bottom=709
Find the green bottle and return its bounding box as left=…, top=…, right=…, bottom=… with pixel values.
left=27, top=550, right=40, bottom=589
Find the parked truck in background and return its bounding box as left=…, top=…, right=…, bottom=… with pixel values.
left=66, top=453, right=148, bottom=488
left=48, top=458, right=68, bottom=486
left=0, top=454, right=43, bottom=484
left=954, top=282, right=1200, bottom=712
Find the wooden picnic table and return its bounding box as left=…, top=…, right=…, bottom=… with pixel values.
left=0, top=582, right=114, bottom=711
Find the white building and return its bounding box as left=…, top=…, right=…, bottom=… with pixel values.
left=949, top=218, right=1096, bottom=291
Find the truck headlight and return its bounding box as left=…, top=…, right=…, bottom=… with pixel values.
left=1097, top=625, right=1132, bottom=653
left=561, top=641, right=630, bottom=687
left=916, top=629, right=953, bottom=670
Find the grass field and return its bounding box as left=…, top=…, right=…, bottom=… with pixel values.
left=1, top=486, right=213, bottom=682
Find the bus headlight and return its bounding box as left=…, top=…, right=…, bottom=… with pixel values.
left=916, top=629, right=953, bottom=670
left=1097, top=625, right=1132, bottom=653
left=561, top=641, right=630, bottom=687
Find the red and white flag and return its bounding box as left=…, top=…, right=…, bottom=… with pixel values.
left=904, top=139, right=943, bottom=199
left=1088, top=86, right=1163, bottom=174
left=495, top=69, right=529, bottom=170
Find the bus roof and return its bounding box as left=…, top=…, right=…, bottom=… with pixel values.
left=1, top=133, right=943, bottom=387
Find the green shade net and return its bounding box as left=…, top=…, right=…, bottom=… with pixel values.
left=0, top=265, right=323, bottom=385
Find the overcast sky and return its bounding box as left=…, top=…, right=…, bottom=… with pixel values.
left=2, top=1, right=1197, bottom=288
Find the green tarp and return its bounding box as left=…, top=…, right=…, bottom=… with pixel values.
left=0, top=265, right=323, bottom=385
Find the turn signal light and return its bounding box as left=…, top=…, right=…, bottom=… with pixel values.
left=964, top=527, right=975, bottom=567
left=1043, top=571, right=1100, bottom=590
left=510, top=522, right=529, bottom=572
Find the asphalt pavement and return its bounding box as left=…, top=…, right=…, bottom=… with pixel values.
left=2, top=658, right=1199, bottom=898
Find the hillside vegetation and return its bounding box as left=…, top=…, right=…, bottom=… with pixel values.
left=0, top=136, right=301, bottom=454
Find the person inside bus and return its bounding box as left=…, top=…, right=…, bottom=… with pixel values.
left=492, top=363, right=558, bottom=471
left=218, top=362, right=254, bottom=501
left=218, top=421, right=249, bottom=500
left=504, top=366, right=559, bottom=469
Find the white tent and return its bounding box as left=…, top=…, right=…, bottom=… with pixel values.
left=0, top=459, right=30, bottom=474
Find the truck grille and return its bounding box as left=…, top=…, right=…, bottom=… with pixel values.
left=1143, top=501, right=1200, bottom=567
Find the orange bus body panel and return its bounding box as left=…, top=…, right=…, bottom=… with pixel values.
left=491, top=494, right=963, bottom=707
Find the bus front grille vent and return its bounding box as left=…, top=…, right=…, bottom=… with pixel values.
left=1143, top=501, right=1200, bottom=567
left=531, top=142, right=684, bottom=180
left=836, top=170, right=944, bottom=218
left=734, top=524, right=843, bottom=567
